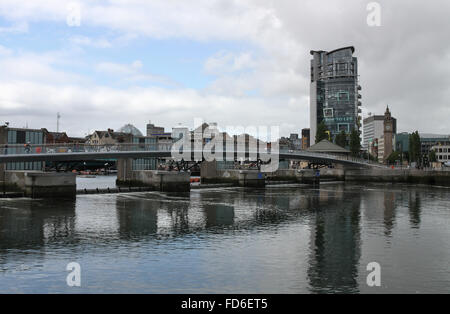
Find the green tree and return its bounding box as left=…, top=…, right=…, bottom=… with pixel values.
left=349, top=128, right=361, bottom=157
left=387, top=151, right=401, bottom=165
left=429, top=150, right=437, bottom=163
left=408, top=131, right=421, bottom=163
left=315, top=121, right=329, bottom=143
left=334, top=129, right=348, bottom=148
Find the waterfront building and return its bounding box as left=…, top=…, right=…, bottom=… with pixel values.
left=383, top=106, right=395, bottom=162
left=420, top=134, right=450, bottom=155
left=87, top=129, right=133, bottom=145
left=290, top=134, right=302, bottom=150
left=363, top=115, right=384, bottom=150
left=44, top=131, right=70, bottom=144
left=378, top=137, right=385, bottom=163
left=146, top=121, right=165, bottom=138
left=363, top=107, right=396, bottom=162
left=310, top=46, right=362, bottom=145
left=394, top=132, right=410, bottom=154
left=0, top=126, right=46, bottom=171
left=431, top=144, right=450, bottom=162
left=368, top=138, right=379, bottom=158
left=301, top=128, right=310, bottom=149
left=280, top=134, right=302, bottom=151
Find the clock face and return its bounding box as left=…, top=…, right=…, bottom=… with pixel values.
left=386, top=125, right=391, bottom=131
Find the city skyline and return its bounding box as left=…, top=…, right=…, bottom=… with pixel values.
left=1, top=0, right=450, bottom=138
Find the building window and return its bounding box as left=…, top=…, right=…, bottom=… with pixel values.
left=338, top=123, right=350, bottom=133
left=323, top=108, right=334, bottom=118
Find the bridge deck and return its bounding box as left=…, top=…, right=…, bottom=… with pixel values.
left=0, top=143, right=385, bottom=168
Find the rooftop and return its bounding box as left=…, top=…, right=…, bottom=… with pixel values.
left=306, top=139, right=350, bottom=154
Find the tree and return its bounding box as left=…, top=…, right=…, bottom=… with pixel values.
left=387, top=151, right=401, bottom=165
left=349, top=128, right=361, bottom=157
left=429, top=150, right=437, bottom=163
left=408, top=131, right=421, bottom=163
left=334, top=129, right=348, bottom=148
left=315, top=121, right=329, bottom=143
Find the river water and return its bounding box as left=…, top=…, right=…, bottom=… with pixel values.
left=0, top=176, right=449, bottom=293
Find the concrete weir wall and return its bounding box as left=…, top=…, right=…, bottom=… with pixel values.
left=238, top=171, right=265, bottom=188
left=200, top=162, right=265, bottom=187
left=118, top=170, right=191, bottom=192
left=345, top=169, right=450, bottom=186
left=4, top=171, right=76, bottom=198
left=267, top=168, right=343, bottom=183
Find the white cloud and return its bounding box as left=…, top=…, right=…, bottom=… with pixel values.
left=95, top=60, right=179, bottom=86
left=0, top=21, right=28, bottom=33
left=69, top=35, right=112, bottom=48
left=0, top=0, right=450, bottom=136
left=204, top=51, right=256, bottom=75
left=0, top=79, right=305, bottom=137
left=0, top=45, right=13, bottom=56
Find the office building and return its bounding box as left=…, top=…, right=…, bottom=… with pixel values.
left=301, top=128, right=310, bottom=149
left=420, top=134, right=450, bottom=155
left=0, top=126, right=46, bottom=171
left=146, top=121, right=165, bottom=137
left=431, top=144, right=450, bottom=162
left=363, top=115, right=384, bottom=150
left=310, top=46, right=362, bottom=145
left=394, top=132, right=410, bottom=154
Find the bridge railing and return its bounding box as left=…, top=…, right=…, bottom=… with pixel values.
left=0, top=143, right=172, bottom=155
left=0, top=143, right=386, bottom=167
left=280, top=149, right=386, bottom=167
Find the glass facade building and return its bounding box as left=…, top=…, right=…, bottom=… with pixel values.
left=132, top=136, right=158, bottom=170
left=5, top=128, right=45, bottom=171
left=310, top=47, right=362, bottom=145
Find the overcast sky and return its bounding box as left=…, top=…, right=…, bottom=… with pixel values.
left=0, top=0, right=449, bottom=137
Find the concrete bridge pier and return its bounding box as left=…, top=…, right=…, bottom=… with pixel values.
left=117, top=158, right=133, bottom=183
left=1, top=170, right=76, bottom=198
left=117, top=169, right=191, bottom=192
left=238, top=170, right=266, bottom=188
left=298, top=169, right=321, bottom=185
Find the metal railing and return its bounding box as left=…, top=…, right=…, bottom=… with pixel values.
left=0, top=143, right=171, bottom=155
left=0, top=143, right=387, bottom=167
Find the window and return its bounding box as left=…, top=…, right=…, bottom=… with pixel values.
left=323, top=108, right=334, bottom=118
left=338, top=91, right=350, bottom=101
left=16, top=131, right=25, bottom=144
left=338, top=123, right=350, bottom=133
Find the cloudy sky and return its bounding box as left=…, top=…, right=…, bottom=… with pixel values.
left=0, top=0, right=449, bottom=137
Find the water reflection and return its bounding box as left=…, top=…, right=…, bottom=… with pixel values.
left=203, top=204, right=234, bottom=227
left=116, top=197, right=158, bottom=239
left=0, top=199, right=76, bottom=251
left=383, top=191, right=396, bottom=237
left=0, top=182, right=447, bottom=293
left=408, top=191, right=421, bottom=228
left=306, top=185, right=362, bottom=294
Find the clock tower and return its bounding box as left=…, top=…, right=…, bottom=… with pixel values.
left=383, top=106, right=394, bottom=162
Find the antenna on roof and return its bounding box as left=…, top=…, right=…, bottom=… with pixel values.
left=57, top=112, right=61, bottom=132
